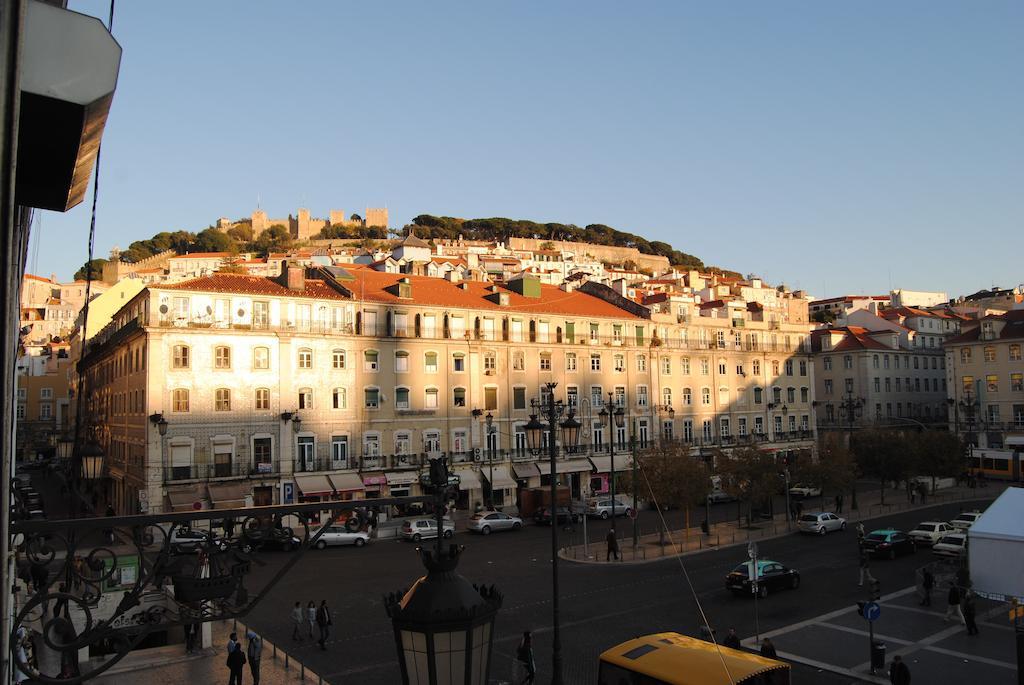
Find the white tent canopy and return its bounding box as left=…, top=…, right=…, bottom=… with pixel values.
left=969, top=487, right=1024, bottom=601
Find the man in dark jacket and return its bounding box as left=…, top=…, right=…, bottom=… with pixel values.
left=606, top=529, right=620, bottom=561
left=316, top=600, right=332, bottom=649
left=963, top=591, right=979, bottom=636
left=226, top=642, right=246, bottom=685
left=760, top=638, right=777, bottom=658
left=920, top=568, right=934, bottom=606
left=889, top=654, right=910, bottom=684
left=722, top=628, right=742, bottom=650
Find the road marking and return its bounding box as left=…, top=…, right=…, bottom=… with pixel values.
left=922, top=645, right=1017, bottom=670
left=771, top=650, right=888, bottom=685
left=816, top=621, right=913, bottom=645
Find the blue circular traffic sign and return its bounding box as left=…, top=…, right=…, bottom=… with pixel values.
left=863, top=601, right=881, bottom=622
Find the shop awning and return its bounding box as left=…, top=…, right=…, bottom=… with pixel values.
left=589, top=456, right=633, bottom=474
left=329, top=473, right=365, bottom=492
left=482, top=467, right=517, bottom=491
left=455, top=469, right=482, bottom=491
left=511, top=463, right=537, bottom=480
left=535, top=459, right=593, bottom=476
left=295, top=474, right=334, bottom=497
left=207, top=482, right=251, bottom=510
left=166, top=485, right=204, bottom=512
left=386, top=471, right=420, bottom=486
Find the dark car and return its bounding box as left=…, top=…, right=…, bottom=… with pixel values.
left=726, top=560, right=801, bottom=598
left=862, top=529, right=916, bottom=559
left=534, top=507, right=578, bottom=526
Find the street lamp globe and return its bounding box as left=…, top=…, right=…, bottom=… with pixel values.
left=560, top=412, right=582, bottom=452
left=613, top=406, right=626, bottom=429
left=598, top=405, right=609, bottom=421
left=79, top=440, right=105, bottom=481
left=385, top=546, right=503, bottom=685
left=57, top=438, right=74, bottom=461
left=524, top=414, right=546, bottom=455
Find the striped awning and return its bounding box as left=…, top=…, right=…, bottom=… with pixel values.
left=295, top=474, right=334, bottom=497
left=207, top=482, right=250, bottom=510
left=535, top=459, right=593, bottom=476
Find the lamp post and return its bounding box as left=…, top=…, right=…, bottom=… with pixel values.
left=485, top=411, right=495, bottom=509
left=598, top=393, right=626, bottom=532
left=838, top=391, right=863, bottom=508
left=385, top=456, right=503, bottom=685
left=525, top=382, right=580, bottom=685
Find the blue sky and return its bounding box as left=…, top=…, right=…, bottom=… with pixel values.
left=35, top=1, right=1022, bottom=299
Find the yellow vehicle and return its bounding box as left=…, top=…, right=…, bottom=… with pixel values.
left=598, top=632, right=791, bottom=685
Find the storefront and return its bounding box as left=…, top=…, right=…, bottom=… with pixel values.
left=385, top=471, right=419, bottom=499
left=330, top=472, right=366, bottom=501
left=587, top=455, right=633, bottom=498
left=294, top=474, right=335, bottom=504
left=362, top=473, right=387, bottom=499
left=535, top=459, right=593, bottom=500
left=453, top=467, right=483, bottom=511
left=482, top=466, right=518, bottom=507
left=207, top=482, right=251, bottom=510
left=164, top=484, right=205, bottom=513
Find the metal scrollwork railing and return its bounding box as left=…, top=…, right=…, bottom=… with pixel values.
left=10, top=495, right=429, bottom=684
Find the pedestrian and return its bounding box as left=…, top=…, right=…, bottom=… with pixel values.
left=789, top=502, right=797, bottom=521
left=856, top=522, right=865, bottom=544
left=290, top=601, right=304, bottom=641
left=963, top=590, right=979, bottom=636
left=858, top=546, right=876, bottom=587
left=700, top=519, right=710, bottom=536
left=920, top=568, right=934, bottom=607
left=918, top=482, right=927, bottom=504
left=516, top=631, right=536, bottom=684
left=316, top=599, right=332, bottom=649
left=223, top=517, right=236, bottom=539
left=796, top=501, right=803, bottom=517
left=306, top=600, right=316, bottom=638
left=945, top=583, right=964, bottom=625
left=226, top=642, right=246, bottom=685
left=227, top=631, right=238, bottom=655
left=606, top=529, right=620, bottom=562
left=184, top=623, right=198, bottom=654
left=759, top=637, right=777, bottom=659
left=888, top=654, right=911, bottom=685
left=246, top=630, right=262, bottom=685
left=723, top=628, right=742, bottom=650
left=909, top=482, right=916, bottom=504
left=838, top=493, right=844, bottom=513
left=834, top=494, right=841, bottom=513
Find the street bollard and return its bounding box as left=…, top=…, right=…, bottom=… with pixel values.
left=285, top=652, right=290, bottom=669
left=301, top=663, right=305, bottom=680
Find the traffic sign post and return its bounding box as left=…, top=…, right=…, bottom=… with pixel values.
left=748, top=542, right=760, bottom=644
left=863, top=601, right=881, bottom=622
left=857, top=598, right=883, bottom=673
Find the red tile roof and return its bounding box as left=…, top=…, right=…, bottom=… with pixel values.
left=23, top=273, right=55, bottom=283
left=169, top=252, right=230, bottom=260
left=157, top=274, right=348, bottom=300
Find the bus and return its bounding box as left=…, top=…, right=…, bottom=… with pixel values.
left=598, top=632, right=791, bottom=685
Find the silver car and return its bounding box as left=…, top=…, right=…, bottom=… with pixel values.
left=314, top=526, right=370, bottom=549
left=932, top=533, right=968, bottom=558
left=796, top=512, right=846, bottom=535
left=586, top=498, right=633, bottom=519
left=467, top=511, right=523, bottom=535
left=401, top=517, right=455, bottom=542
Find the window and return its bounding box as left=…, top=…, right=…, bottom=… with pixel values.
left=720, top=418, right=730, bottom=439
left=662, top=420, right=674, bottom=441
left=395, top=351, right=410, bottom=373
left=772, top=360, right=780, bottom=376
left=452, top=353, right=465, bottom=372
left=214, top=346, right=231, bottom=369
left=987, top=375, right=999, bottom=393
left=452, top=429, right=468, bottom=454
left=424, top=430, right=441, bottom=454
left=253, top=346, right=270, bottom=370
left=331, top=436, right=349, bottom=469
left=364, top=350, right=378, bottom=371
left=512, top=352, right=525, bottom=371
left=718, top=359, right=727, bottom=375
left=540, top=353, right=552, bottom=371
left=449, top=315, right=465, bottom=339
left=753, top=387, right=763, bottom=404
left=845, top=378, right=854, bottom=393
left=425, top=387, right=439, bottom=409
left=424, top=351, right=438, bottom=373
left=298, top=388, right=313, bottom=410
left=485, top=387, right=498, bottom=411
left=255, top=388, right=270, bottom=410
left=173, top=388, right=189, bottom=412
left=701, top=387, right=711, bottom=405
left=333, top=387, right=347, bottom=409
left=772, top=387, right=782, bottom=404
left=591, top=354, right=601, bottom=371
left=787, top=387, right=796, bottom=403
left=513, top=387, right=527, bottom=410
left=590, top=323, right=600, bottom=342
left=1011, top=344, right=1022, bottom=361
left=40, top=387, right=53, bottom=400
left=332, top=349, right=346, bottom=369
left=453, top=387, right=466, bottom=407
left=799, top=360, right=807, bottom=376
left=215, top=388, right=231, bottom=411
left=422, top=314, right=437, bottom=338
left=702, top=420, right=713, bottom=441
left=364, top=387, right=380, bottom=409
left=298, top=348, right=313, bottom=369
left=172, top=345, right=190, bottom=369
left=785, top=360, right=794, bottom=376
left=364, top=434, right=380, bottom=457
left=395, top=387, right=410, bottom=410
left=395, top=431, right=412, bottom=455
left=614, top=354, right=625, bottom=372
left=960, top=348, right=971, bottom=364
left=566, top=353, right=577, bottom=372
left=394, top=313, right=409, bottom=337
left=16, top=388, right=25, bottom=401
left=874, top=377, right=881, bottom=392
left=754, top=416, right=764, bottom=434
left=662, top=387, right=673, bottom=407
left=984, top=346, right=996, bottom=362
left=591, top=385, right=603, bottom=408
left=679, top=356, right=690, bottom=374
left=637, top=355, right=647, bottom=372
left=638, top=385, right=649, bottom=406
left=510, top=319, right=524, bottom=342
left=661, top=356, right=672, bottom=375
left=824, top=379, right=833, bottom=395
left=823, top=357, right=832, bottom=371
left=700, top=358, right=710, bottom=375
left=682, top=419, right=693, bottom=442
left=484, top=352, right=496, bottom=371
left=962, top=376, right=974, bottom=394
left=1012, top=374, right=1023, bottom=392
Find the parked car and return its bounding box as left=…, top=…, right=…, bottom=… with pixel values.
left=797, top=512, right=846, bottom=535
left=725, top=560, right=800, bottom=598
left=402, top=518, right=455, bottom=542
left=908, top=521, right=955, bottom=547
left=467, top=511, right=523, bottom=535
left=170, top=528, right=227, bottom=553
left=314, top=526, right=370, bottom=549
left=788, top=483, right=822, bottom=499
left=534, top=507, right=579, bottom=526
left=950, top=511, right=983, bottom=531
left=258, top=533, right=303, bottom=552
left=586, top=498, right=633, bottom=519
left=707, top=490, right=735, bottom=504
left=862, top=529, right=916, bottom=559
left=932, top=533, right=968, bottom=559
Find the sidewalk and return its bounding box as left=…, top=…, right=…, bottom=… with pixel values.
left=561, top=482, right=1006, bottom=565
left=91, top=619, right=325, bottom=685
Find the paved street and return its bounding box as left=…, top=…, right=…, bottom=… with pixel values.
left=243, top=493, right=1005, bottom=684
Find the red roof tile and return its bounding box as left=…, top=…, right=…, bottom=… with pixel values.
left=157, top=274, right=347, bottom=300
left=169, top=252, right=230, bottom=260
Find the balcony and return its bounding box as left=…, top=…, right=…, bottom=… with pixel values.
left=164, top=460, right=278, bottom=483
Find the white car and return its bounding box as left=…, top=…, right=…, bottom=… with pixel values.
left=932, top=533, right=968, bottom=559
left=467, top=511, right=523, bottom=535
left=788, top=484, right=822, bottom=499
left=908, top=521, right=955, bottom=546
left=796, top=512, right=846, bottom=535
left=950, top=511, right=983, bottom=531
left=402, top=518, right=455, bottom=542
left=314, top=526, right=369, bottom=549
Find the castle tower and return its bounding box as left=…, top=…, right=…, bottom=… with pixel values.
left=365, top=207, right=388, bottom=228
left=251, top=209, right=268, bottom=234
left=329, top=209, right=346, bottom=227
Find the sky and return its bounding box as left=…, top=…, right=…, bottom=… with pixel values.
left=33, top=1, right=1023, bottom=299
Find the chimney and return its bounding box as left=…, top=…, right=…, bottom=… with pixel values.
left=445, top=269, right=462, bottom=284
left=286, top=263, right=305, bottom=291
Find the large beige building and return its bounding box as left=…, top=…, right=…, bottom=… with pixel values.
left=78, top=267, right=816, bottom=516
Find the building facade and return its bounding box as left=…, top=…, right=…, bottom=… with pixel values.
left=78, top=267, right=816, bottom=516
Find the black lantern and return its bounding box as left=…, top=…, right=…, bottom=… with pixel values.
left=79, top=440, right=105, bottom=481
left=560, top=412, right=582, bottom=452
left=149, top=412, right=168, bottom=436
left=613, top=405, right=626, bottom=429
left=524, top=414, right=546, bottom=455
left=57, top=438, right=74, bottom=461
left=385, top=545, right=503, bottom=685
left=291, top=414, right=302, bottom=431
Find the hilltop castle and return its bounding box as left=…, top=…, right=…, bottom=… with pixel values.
left=216, top=205, right=389, bottom=240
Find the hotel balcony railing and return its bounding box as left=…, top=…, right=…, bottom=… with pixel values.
left=163, top=460, right=278, bottom=483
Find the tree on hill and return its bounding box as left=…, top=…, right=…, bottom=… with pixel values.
left=227, top=223, right=254, bottom=242
left=191, top=228, right=237, bottom=254
left=73, top=258, right=108, bottom=281
left=253, top=225, right=292, bottom=256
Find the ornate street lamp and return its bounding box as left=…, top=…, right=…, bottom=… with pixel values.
left=149, top=412, right=168, bottom=436
left=524, top=414, right=546, bottom=454
left=79, top=439, right=105, bottom=481
left=560, top=412, right=582, bottom=453
left=57, top=437, right=74, bottom=461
